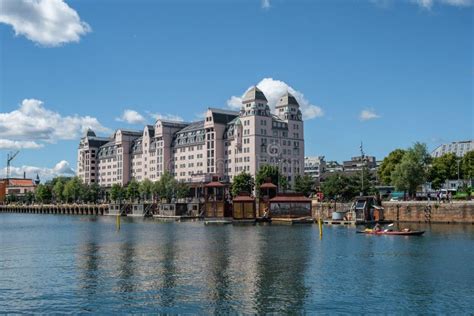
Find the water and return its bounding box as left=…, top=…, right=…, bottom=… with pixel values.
left=0, top=214, right=473, bottom=314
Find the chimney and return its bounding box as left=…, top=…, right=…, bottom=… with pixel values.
left=23, top=171, right=26, bottom=179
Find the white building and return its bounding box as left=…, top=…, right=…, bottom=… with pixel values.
left=77, top=87, right=305, bottom=188
left=304, top=156, right=326, bottom=182
left=431, top=140, right=473, bottom=158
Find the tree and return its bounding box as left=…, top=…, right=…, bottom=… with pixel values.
left=378, top=149, right=406, bottom=185
left=175, top=181, right=189, bottom=199
left=428, top=153, right=458, bottom=189
left=294, top=174, right=314, bottom=197
left=391, top=142, right=430, bottom=197
left=461, top=150, right=474, bottom=180
left=24, top=191, right=35, bottom=204
left=83, top=183, right=101, bottom=203
left=110, top=184, right=126, bottom=203
left=52, top=178, right=65, bottom=203
left=35, top=184, right=52, bottom=203
left=321, top=173, right=359, bottom=202
left=126, top=179, right=140, bottom=202
left=63, top=177, right=83, bottom=203
left=139, top=179, right=154, bottom=201
left=154, top=172, right=175, bottom=202
left=255, top=165, right=283, bottom=193
left=357, top=166, right=377, bottom=196
left=231, top=172, right=255, bottom=197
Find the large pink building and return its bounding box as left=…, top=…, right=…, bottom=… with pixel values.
left=77, top=87, right=305, bottom=187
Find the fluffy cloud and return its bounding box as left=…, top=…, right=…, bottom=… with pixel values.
left=0, top=139, right=43, bottom=149
left=359, top=109, right=381, bottom=121
left=0, top=0, right=91, bottom=47
left=116, top=109, right=147, bottom=125
left=371, top=0, right=472, bottom=8
left=0, top=99, right=110, bottom=144
left=414, top=0, right=473, bottom=8
left=227, top=78, right=324, bottom=120
left=1, top=160, right=75, bottom=181
left=149, top=112, right=184, bottom=122
left=261, top=0, right=271, bottom=9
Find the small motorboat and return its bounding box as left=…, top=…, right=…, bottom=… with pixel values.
left=357, top=229, right=425, bottom=236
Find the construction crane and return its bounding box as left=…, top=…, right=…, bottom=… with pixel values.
left=6, top=150, right=19, bottom=180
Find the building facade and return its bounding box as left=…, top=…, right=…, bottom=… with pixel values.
left=431, top=140, right=473, bottom=158
left=77, top=87, right=305, bottom=188
left=304, top=156, right=326, bottom=183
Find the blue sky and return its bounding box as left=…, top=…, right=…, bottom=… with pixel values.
left=0, top=0, right=472, bottom=179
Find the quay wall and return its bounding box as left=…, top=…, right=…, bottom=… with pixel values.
left=0, top=204, right=108, bottom=216
left=382, top=201, right=474, bottom=224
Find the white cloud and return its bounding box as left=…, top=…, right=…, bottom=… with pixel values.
left=226, top=78, right=324, bottom=120
left=359, top=109, right=381, bottom=121
left=261, top=0, right=271, bottom=9
left=149, top=112, right=184, bottom=122
left=116, top=109, right=147, bottom=125
left=0, top=0, right=91, bottom=47
left=0, top=99, right=110, bottom=144
left=0, top=160, right=75, bottom=181
left=0, top=139, right=43, bottom=149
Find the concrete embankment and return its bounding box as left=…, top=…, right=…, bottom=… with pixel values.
left=0, top=204, right=108, bottom=215
left=382, top=201, right=474, bottom=224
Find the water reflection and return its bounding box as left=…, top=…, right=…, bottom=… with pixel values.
left=159, top=223, right=178, bottom=307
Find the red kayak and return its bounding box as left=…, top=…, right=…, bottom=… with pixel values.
left=357, top=230, right=425, bottom=236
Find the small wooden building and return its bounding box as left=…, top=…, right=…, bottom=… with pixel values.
left=232, top=193, right=256, bottom=220
left=156, top=203, right=188, bottom=217
left=269, top=193, right=312, bottom=218
left=205, top=180, right=231, bottom=217
left=353, top=196, right=385, bottom=223
left=258, top=182, right=277, bottom=217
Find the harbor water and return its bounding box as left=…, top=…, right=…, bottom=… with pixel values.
left=0, top=214, right=473, bottom=313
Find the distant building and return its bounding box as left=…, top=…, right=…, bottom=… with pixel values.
left=0, top=176, right=39, bottom=202
left=77, top=87, right=305, bottom=188
left=431, top=140, right=473, bottom=158
left=304, top=156, right=326, bottom=183
left=343, top=156, right=377, bottom=171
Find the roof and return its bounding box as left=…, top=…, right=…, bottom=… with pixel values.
left=208, top=108, right=239, bottom=116
left=260, top=182, right=277, bottom=189
left=208, top=108, right=239, bottom=125
left=146, top=125, right=155, bottom=138
left=179, top=120, right=204, bottom=133
left=276, top=92, right=299, bottom=108
left=117, top=129, right=143, bottom=136
left=7, top=179, right=35, bottom=187
left=85, top=128, right=96, bottom=137
left=270, top=194, right=311, bottom=203
left=233, top=195, right=255, bottom=202
left=242, top=86, right=267, bottom=103
left=205, top=181, right=226, bottom=187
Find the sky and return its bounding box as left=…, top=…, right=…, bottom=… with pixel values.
left=0, top=0, right=472, bottom=181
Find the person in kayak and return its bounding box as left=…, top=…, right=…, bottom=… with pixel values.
left=373, top=223, right=382, bottom=232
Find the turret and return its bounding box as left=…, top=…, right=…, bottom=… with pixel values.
left=276, top=92, right=302, bottom=121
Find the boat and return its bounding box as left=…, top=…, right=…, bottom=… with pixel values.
left=357, top=229, right=425, bottom=236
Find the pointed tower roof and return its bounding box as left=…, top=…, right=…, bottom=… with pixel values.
left=242, top=86, right=267, bottom=103
left=84, top=128, right=96, bottom=137
left=276, top=92, right=299, bottom=108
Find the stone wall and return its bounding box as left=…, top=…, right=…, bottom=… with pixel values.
left=382, top=201, right=474, bottom=224
left=311, top=200, right=352, bottom=219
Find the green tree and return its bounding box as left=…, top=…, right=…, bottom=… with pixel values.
left=52, top=178, right=65, bottom=203
left=83, top=183, right=101, bottom=203
left=154, top=172, right=174, bottom=202
left=175, top=181, right=189, bottom=199
left=231, top=172, right=255, bottom=197
left=461, top=150, right=474, bottom=180
left=294, top=174, right=314, bottom=197
left=63, top=177, right=83, bottom=203
left=428, top=153, right=458, bottom=189
left=24, top=191, right=35, bottom=204
left=35, top=184, right=52, bottom=203
left=378, top=149, right=406, bottom=185
left=127, top=179, right=140, bottom=202
left=391, top=142, right=430, bottom=197
left=321, top=173, right=359, bottom=202
left=139, top=179, right=154, bottom=201
left=110, top=183, right=126, bottom=203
